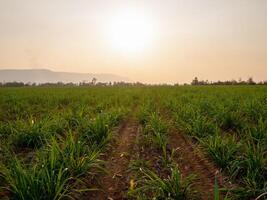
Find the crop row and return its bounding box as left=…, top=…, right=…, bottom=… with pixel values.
left=159, top=87, right=267, bottom=199
left=0, top=87, right=140, bottom=199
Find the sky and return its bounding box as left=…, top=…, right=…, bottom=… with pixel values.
left=0, top=0, right=267, bottom=83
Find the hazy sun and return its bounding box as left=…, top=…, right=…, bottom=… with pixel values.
left=107, top=9, right=156, bottom=55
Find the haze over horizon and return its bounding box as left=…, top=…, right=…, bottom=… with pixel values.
left=1, top=0, right=267, bottom=84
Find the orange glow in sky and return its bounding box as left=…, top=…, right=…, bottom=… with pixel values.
left=0, top=0, right=267, bottom=83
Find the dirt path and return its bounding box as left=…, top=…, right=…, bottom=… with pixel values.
left=169, top=130, right=226, bottom=199
left=91, top=116, right=140, bottom=200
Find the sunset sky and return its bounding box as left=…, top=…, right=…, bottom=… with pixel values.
left=0, top=0, right=267, bottom=83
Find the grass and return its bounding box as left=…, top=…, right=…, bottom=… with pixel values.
left=82, top=115, right=110, bottom=146
left=57, top=133, right=103, bottom=177
left=0, top=108, right=124, bottom=199
left=10, top=118, right=54, bottom=149
left=246, top=117, right=267, bottom=144
left=199, top=134, right=240, bottom=169
left=143, top=112, right=174, bottom=166
left=229, top=142, right=267, bottom=198
left=0, top=132, right=104, bottom=199
left=0, top=86, right=267, bottom=199
left=130, top=166, right=196, bottom=199
left=1, top=155, right=74, bottom=200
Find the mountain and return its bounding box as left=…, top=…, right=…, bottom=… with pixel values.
left=0, top=69, right=130, bottom=83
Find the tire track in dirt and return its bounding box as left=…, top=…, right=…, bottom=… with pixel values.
left=90, top=115, right=140, bottom=200
left=169, top=130, right=226, bottom=199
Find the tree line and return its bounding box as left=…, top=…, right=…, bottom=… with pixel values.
left=0, top=77, right=266, bottom=87
left=190, top=77, right=267, bottom=85
left=0, top=79, right=146, bottom=87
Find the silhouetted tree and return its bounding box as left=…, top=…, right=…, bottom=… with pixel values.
left=91, top=77, right=97, bottom=85
left=247, top=77, right=256, bottom=85
left=191, top=77, right=199, bottom=85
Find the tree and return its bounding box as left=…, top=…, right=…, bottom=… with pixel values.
left=191, top=77, right=199, bottom=85
left=91, top=77, right=97, bottom=85
left=247, top=77, right=256, bottom=85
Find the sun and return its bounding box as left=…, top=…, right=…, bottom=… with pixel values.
left=107, top=9, right=156, bottom=55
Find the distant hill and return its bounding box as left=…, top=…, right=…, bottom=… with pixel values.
left=0, top=69, right=130, bottom=83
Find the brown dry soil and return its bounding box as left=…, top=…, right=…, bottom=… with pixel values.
left=169, top=130, right=228, bottom=200
left=90, top=116, right=140, bottom=200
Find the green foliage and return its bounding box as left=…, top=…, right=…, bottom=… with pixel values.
left=0, top=87, right=137, bottom=198
left=200, top=134, right=240, bottom=169
left=246, top=117, right=267, bottom=145
left=214, top=176, right=220, bottom=200
left=10, top=118, right=54, bottom=149
left=1, top=85, right=267, bottom=199
left=186, top=115, right=218, bottom=138
left=128, top=158, right=151, bottom=173
left=130, top=166, right=196, bottom=199
left=229, top=142, right=267, bottom=198
left=163, top=86, right=267, bottom=199
left=1, top=157, right=73, bottom=200
left=82, top=114, right=110, bottom=147
left=143, top=112, right=173, bottom=165
left=218, top=111, right=245, bottom=132
left=52, top=134, right=103, bottom=177
left=137, top=102, right=154, bottom=125
left=214, top=176, right=230, bottom=200
left=0, top=134, right=103, bottom=199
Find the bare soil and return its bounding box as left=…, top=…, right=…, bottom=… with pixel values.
left=90, top=117, right=140, bottom=200
left=169, top=130, right=226, bottom=200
